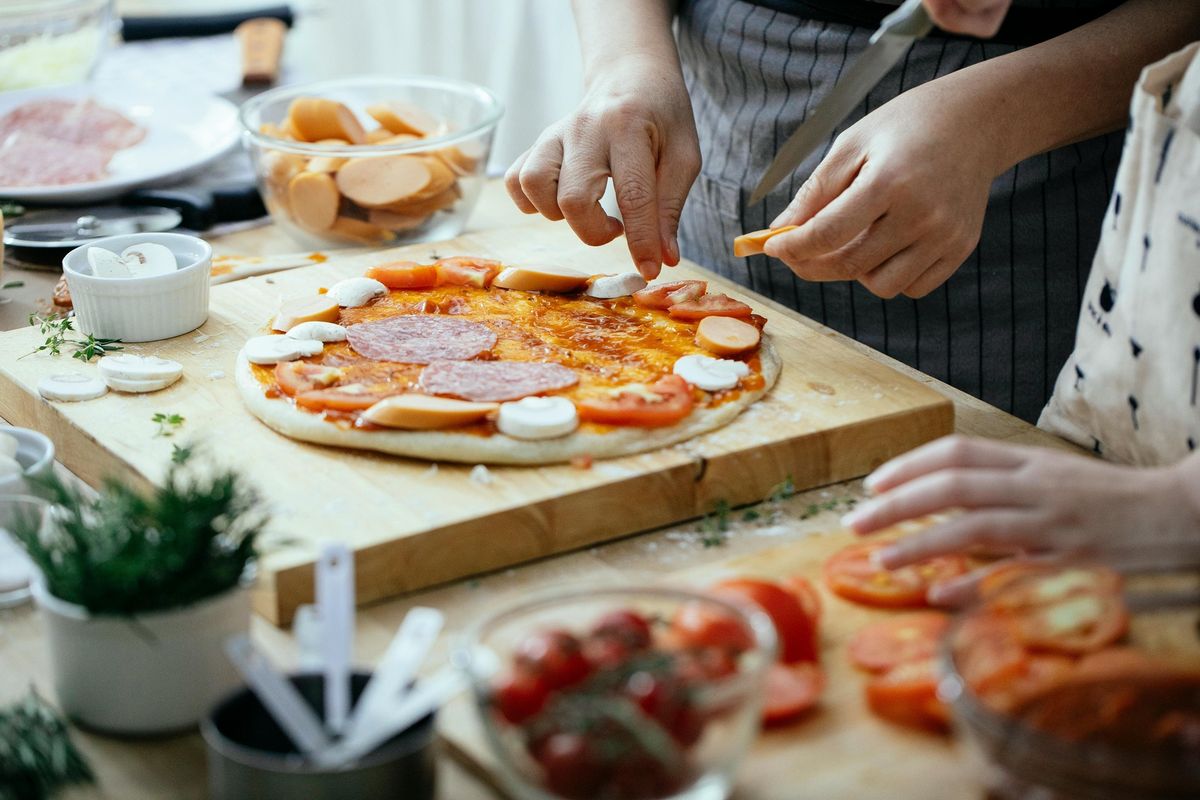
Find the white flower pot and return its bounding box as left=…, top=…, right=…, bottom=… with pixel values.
left=33, top=581, right=250, bottom=735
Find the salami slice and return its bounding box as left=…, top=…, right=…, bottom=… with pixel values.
left=345, top=315, right=496, bottom=363
left=419, top=360, right=579, bottom=402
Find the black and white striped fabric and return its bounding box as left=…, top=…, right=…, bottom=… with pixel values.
left=675, top=0, right=1124, bottom=422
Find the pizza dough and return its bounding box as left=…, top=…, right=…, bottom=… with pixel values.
left=236, top=338, right=779, bottom=465
left=236, top=260, right=782, bottom=465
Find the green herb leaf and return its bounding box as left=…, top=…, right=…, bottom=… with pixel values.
left=1, top=280, right=23, bottom=289
left=72, top=335, right=123, bottom=362
left=170, top=443, right=193, bottom=465
left=152, top=412, right=185, bottom=438
left=0, top=691, right=93, bottom=800
left=9, top=458, right=265, bottom=616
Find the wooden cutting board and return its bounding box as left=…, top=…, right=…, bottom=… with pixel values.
left=438, top=528, right=984, bottom=800
left=0, top=224, right=952, bottom=625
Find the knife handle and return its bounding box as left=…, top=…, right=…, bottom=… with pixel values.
left=873, top=0, right=934, bottom=42
left=236, top=17, right=286, bottom=85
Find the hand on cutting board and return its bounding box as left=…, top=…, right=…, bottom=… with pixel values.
left=840, top=435, right=1200, bottom=604
left=763, top=78, right=998, bottom=299
left=505, top=54, right=701, bottom=280
left=924, top=0, right=1011, bottom=38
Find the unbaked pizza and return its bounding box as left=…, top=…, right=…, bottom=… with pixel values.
left=235, top=256, right=780, bottom=464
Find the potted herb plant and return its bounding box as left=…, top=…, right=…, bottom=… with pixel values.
left=5, top=452, right=266, bottom=735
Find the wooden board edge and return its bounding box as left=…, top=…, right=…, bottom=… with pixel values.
left=259, top=397, right=953, bottom=626
left=0, top=369, right=155, bottom=494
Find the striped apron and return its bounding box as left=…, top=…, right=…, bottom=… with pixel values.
left=676, top=0, right=1124, bottom=422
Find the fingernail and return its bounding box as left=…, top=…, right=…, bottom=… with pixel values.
left=871, top=546, right=900, bottom=569
left=667, top=238, right=680, bottom=265
left=927, top=583, right=952, bottom=605
left=862, top=472, right=880, bottom=494
left=840, top=508, right=866, bottom=530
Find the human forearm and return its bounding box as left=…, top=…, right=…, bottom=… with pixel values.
left=1167, top=452, right=1200, bottom=541
left=926, top=0, right=1200, bottom=176
left=572, top=0, right=680, bottom=86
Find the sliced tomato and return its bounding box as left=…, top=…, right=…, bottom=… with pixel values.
left=576, top=374, right=694, bottom=428
left=668, top=293, right=753, bottom=321
left=980, top=564, right=1123, bottom=612
left=762, top=662, right=824, bottom=727
left=1014, top=589, right=1129, bottom=655
left=1073, top=646, right=1161, bottom=679
left=848, top=611, right=950, bottom=674
left=822, top=540, right=969, bottom=609
left=434, top=256, right=502, bottom=288
left=670, top=601, right=754, bottom=654
left=632, top=280, right=707, bottom=309
left=781, top=575, right=822, bottom=639
left=865, top=658, right=950, bottom=733
left=974, top=654, right=1076, bottom=713
left=274, top=361, right=343, bottom=396
left=295, top=389, right=391, bottom=412
left=953, top=612, right=1029, bottom=695
left=365, top=260, right=438, bottom=289
left=714, top=578, right=818, bottom=664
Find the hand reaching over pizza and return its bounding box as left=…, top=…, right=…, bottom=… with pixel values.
left=235, top=256, right=780, bottom=464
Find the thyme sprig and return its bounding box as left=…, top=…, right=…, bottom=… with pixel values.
left=22, top=314, right=123, bottom=362
left=0, top=691, right=93, bottom=800
left=9, top=450, right=265, bottom=616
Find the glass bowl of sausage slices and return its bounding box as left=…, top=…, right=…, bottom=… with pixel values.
left=457, top=586, right=778, bottom=800
left=939, top=562, right=1200, bottom=800
left=239, top=75, right=502, bottom=249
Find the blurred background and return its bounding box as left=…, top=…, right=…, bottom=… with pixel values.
left=117, top=0, right=585, bottom=174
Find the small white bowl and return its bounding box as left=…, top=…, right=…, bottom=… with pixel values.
left=62, top=232, right=211, bottom=343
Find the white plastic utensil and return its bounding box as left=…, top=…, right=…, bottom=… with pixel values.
left=314, top=666, right=465, bottom=768
left=316, top=542, right=355, bottom=736
left=293, top=604, right=323, bottom=672
left=340, top=607, right=444, bottom=745
left=224, top=635, right=331, bottom=757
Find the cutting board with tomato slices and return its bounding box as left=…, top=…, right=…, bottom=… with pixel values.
left=438, top=526, right=986, bottom=800
left=0, top=223, right=952, bottom=625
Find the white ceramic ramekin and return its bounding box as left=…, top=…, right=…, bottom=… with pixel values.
left=62, top=232, right=211, bottom=343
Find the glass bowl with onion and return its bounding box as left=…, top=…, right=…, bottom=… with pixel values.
left=0, top=0, right=113, bottom=92
left=239, top=75, right=502, bottom=250
left=457, top=586, right=777, bottom=800
left=939, top=561, right=1200, bottom=800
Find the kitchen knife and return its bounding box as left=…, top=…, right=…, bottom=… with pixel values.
left=120, top=5, right=294, bottom=41
left=747, top=0, right=933, bottom=207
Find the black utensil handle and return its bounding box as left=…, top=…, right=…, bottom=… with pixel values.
left=120, top=5, right=294, bottom=41
left=124, top=184, right=266, bottom=230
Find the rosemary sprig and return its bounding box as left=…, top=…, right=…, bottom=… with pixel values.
left=0, top=691, right=93, bottom=800
left=1, top=280, right=23, bottom=290
left=22, top=314, right=123, bottom=362
left=9, top=450, right=265, bottom=616
left=152, top=412, right=185, bottom=438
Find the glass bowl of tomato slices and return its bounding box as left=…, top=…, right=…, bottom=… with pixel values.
left=457, top=586, right=777, bottom=800
left=940, top=562, right=1200, bottom=800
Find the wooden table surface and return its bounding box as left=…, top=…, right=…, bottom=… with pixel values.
left=0, top=180, right=1079, bottom=800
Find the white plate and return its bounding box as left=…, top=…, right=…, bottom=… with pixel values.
left=0, top=83, right=240, bottom=203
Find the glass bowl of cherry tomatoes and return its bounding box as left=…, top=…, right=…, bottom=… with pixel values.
left=457, top=586, right=778, bottom=800
left=939, top=562, right=1200, bottom=800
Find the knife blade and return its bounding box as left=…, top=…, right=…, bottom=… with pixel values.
left=747, top=0, right=934, bottom=207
